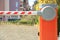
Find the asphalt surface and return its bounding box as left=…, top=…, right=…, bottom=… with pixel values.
left=58, top=32, right=60, bottom=40
left=0, top=24, right=60, bottom=40
left=0, top=24, right=38, bottom=40
left=58, top=37, right=60, bottom=40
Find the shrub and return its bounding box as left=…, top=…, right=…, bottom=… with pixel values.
left=8, top=16, right=39, bottom=25
left=58, top=6, right=60, bottom=32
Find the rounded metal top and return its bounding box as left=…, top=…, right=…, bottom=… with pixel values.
left=40, top=4, right=57, bottom=8
left=41, top=6, right=56, bottom=21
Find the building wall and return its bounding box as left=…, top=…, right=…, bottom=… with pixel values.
left=0, top=0, right=5, bottom=11
left=9, top=0, right=20, bottom=11
left=0, top=0, right=30, bottom=11
left=23, top=0, right=30, bottom=11
left=5, top=0, right=9, bottom=11
left=19, top=0, right=24, bottom=11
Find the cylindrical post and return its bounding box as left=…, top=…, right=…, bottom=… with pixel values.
left=39, top=4, right=58, bottom=40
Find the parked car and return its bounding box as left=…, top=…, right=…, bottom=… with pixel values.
left=8, top=15, right=21, bottom=21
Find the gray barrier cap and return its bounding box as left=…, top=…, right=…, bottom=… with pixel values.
left=41, top=6, right=56, bottom=21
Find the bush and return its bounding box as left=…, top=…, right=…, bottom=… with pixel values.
left=58, top=6, right=60, bottom=32
left=18, top=19, right=34, bottom=25
left=7, top=16, right=39, bottom=25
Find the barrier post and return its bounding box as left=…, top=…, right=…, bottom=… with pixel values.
left=40, top=4, right=58, bottom=40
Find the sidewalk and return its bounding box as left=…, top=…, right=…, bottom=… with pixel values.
left=0, top=24, right=60, bottom=40
left=0, top=24, right=38, bottom=40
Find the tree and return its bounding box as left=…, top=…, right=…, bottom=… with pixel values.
left=56, top=0, right=60, bottom=5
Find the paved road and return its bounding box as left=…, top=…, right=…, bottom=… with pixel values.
left=0, top=24, right=60, bottom=40
left=58, top=32, right=60, bottom=40
left=0, top=24, right=38, bottom=40
left=58, top=37, right=60, bottom=40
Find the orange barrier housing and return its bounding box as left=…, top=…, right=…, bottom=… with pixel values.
left=40, top=8, right=58, bottom=40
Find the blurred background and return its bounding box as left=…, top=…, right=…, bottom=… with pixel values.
left=0, top=0, right=60, bottom=38
left=0, top=0, right=60, bottom=29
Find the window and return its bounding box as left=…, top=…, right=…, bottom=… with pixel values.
left=20, top=5, right=23, bottom=7
left=16, top=2, right=18, bottom=7
left=16, top=2, right=18, bottom=11
left=10, top=16, right=18, bottom=19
